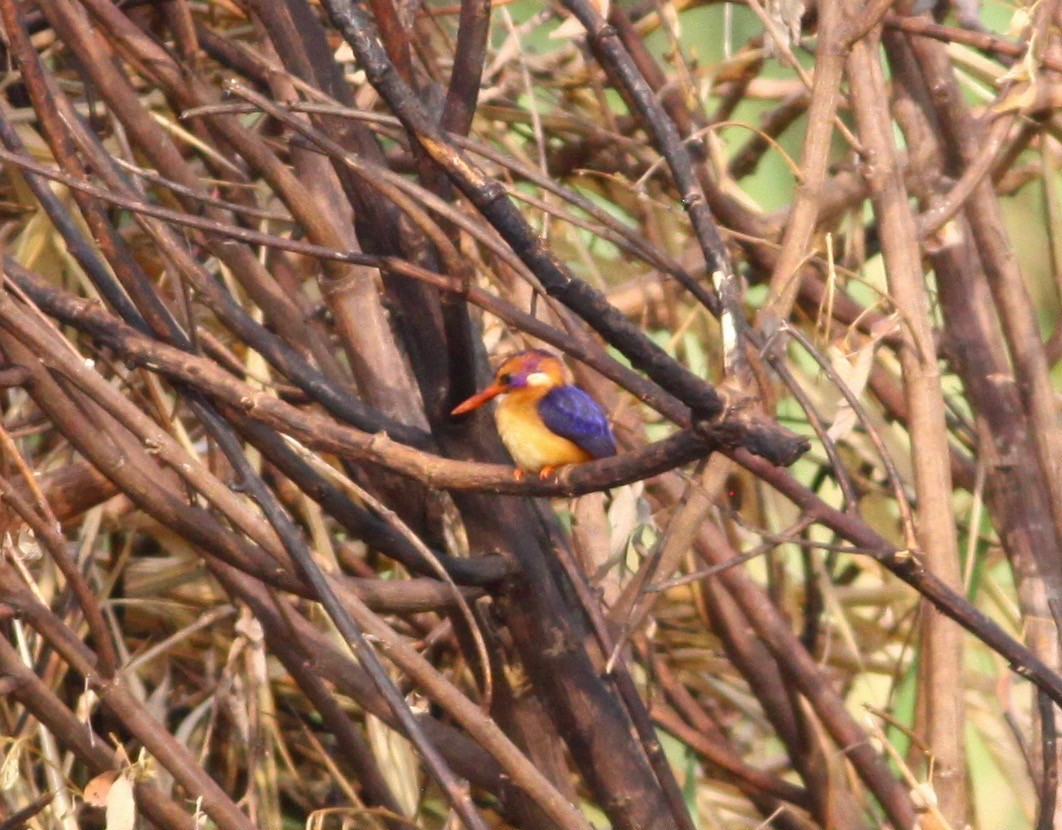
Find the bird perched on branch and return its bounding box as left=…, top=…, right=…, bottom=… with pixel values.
left=451, top=350, right=617, bottom=478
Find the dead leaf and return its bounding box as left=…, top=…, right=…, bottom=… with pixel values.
left=826, top=318, right=898, bottom=442
left=1006, top=7, right=1031, bottom=37
left=992, top=82, right=1039, bottom=115
left=551, top=0, right=609, bottom=41
left=104, top=773, right=136, bottom=830
left=83, top=770, right=118, bottom=808
left=764, top=0, right=805, bottom=58
left=0, top=736, right=27, bottom=790
left=607, top=482, right=647, bottom=561
left=366, top=714, right=419, bottom=818
left=826, top=342, right=875, bottom=442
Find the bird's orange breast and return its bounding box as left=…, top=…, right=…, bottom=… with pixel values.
left=495, top=394, right=593, bottom=472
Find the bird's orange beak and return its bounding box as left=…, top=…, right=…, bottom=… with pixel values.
left=451, top=383, right=505, bottom=416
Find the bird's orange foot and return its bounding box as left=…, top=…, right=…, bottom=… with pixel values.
left=512, top=468, right=526, bottom=482
left=538, top=465, right=557, bottom=480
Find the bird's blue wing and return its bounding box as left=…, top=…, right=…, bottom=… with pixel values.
left=537, top=386, right=617, bottom=459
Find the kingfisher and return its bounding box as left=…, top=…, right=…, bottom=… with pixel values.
left=451, top=350, right=617, bottom=478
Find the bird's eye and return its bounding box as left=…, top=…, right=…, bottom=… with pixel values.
left=498, top=372, right=512, bottom=385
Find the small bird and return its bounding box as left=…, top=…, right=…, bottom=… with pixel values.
left=451, top=350, right=617, bottom=478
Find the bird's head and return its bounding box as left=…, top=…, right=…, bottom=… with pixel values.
left=451, top=350, right=566, bottom=415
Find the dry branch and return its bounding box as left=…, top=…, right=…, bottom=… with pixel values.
left=0, top=2, right=1058, bottom=829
